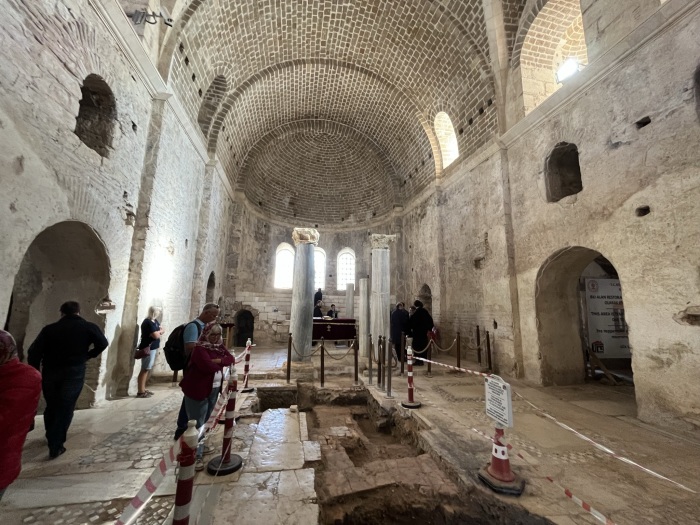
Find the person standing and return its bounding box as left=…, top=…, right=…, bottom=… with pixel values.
left=136, top=306, right=165, bottom=398
left=180, top=322, right=233, bottom=471
left=314, top=288, right=323, bottom=307
left=390, top=302, right=410, bottom=363
left=173, top=302, right=220, bottom=440
left=0, top=330, right=41, bottom=500
left=408, top=300, right=433, bottom=366
left=27, top=301, right=108, bottom=458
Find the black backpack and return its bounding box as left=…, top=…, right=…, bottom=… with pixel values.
left=163, top=321, right=201, bottom=371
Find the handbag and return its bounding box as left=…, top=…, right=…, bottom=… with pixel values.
left=134, top=346, right=151, bottom=360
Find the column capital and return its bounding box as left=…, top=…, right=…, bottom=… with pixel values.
left=292, top=228, right=320, bottom=246
left=370, top=234, right=397, bottom=249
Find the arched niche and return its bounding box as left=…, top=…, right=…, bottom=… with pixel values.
left=6, top=221, right=111, bottom=409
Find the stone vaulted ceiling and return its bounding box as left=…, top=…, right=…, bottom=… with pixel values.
left=161, top=0, right=500, bottom=227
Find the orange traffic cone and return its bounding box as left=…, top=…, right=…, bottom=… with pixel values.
left=478, top=427, right=525, bottom=496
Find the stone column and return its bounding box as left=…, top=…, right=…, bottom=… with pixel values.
left=358, top=278, right=370, bottom=358
left=345, top=283, right=355, bottom=319
left=370, top=234, right=396, bottom=360
left=288, top=228, right=319, bottom=362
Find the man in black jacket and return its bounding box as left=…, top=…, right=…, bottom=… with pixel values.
left=28, top=301, right=108, bottom=458
left=390, top=302, right=410, bottom=363
left=408, top=300, right=433, bottom=366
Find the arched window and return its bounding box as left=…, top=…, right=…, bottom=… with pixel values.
left=74, top=74, right=117, bottom=158
left=314, top=248, right=326, bottom=291
left=274, top=243, right=295, bottom=289
left=197, top=75, right=228, bottom=137
left=434, top=112, right=459, bottom=168
left=336, top=248, right=355, bottom=290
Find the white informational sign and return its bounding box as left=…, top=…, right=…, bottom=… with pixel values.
left=484, top=375, right=513, bottom=428
left=585, top=278, right=630, bottom=359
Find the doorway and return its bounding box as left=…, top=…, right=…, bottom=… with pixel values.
left=234, top=309, right=255, bottom=347
left=6, top=221, right=111, bottom=409
left=535, top=247, right=632, bottom=387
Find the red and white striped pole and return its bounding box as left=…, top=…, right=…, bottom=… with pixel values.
left=207, top=366, right=243, bottom=475
left=401, top=345, right=421, bottom=409
left=173, top=420, right=198, bottom=525
left=241, top=338, right=254, bottom=393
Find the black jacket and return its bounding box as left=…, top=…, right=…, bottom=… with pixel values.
left=28, top=315, right=109, bottom=370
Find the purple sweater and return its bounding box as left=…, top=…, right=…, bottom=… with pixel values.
left=179, top=344, right=233, bottom=401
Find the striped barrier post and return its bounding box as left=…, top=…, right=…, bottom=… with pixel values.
left=241, top=338, right=254, bottom=393
left=207, top=366, right=243, bottom=476
left=401, top=346, right=421, bottom=409
left=173, top=420, right=198, bottom=525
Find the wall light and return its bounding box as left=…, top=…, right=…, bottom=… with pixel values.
left=555, top=58, right=582, bottom=83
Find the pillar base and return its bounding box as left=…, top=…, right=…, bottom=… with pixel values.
left=401, top=400, right=421, bottom=409
left=207, top=454, right=243, bottom=476
left=477, top=466, right=525, bottom=496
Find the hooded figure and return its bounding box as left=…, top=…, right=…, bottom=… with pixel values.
left=0, top=330, right=41, bottom=500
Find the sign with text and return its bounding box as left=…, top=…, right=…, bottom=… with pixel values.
left=484, top=375, right=513, bottom=428
left=585, top=278, right=630, bottom=358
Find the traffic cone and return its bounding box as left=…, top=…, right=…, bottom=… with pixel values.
left=478, top=427, right=525, bottom=496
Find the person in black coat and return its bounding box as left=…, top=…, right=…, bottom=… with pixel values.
left=390, top=302, right=410, bottom=362
left=313, top=300, right=324, bottom=318
left=314, top=288, right=323, bottom=306
left=408, top=300, right=433, bottom=365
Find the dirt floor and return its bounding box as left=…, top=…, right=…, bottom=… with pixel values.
left=307, top=405, right=552, bottom=525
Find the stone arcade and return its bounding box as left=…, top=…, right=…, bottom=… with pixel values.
left=1, top=0, right=699, bottom=521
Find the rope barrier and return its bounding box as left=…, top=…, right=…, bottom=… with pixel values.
left=291, top=339, right=322, bottom=359
left=323, top=343, right=356, bottom=361
left=431, top=338, right=457, bottom=353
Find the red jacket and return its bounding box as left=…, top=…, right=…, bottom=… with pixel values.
left=179, top=344, right=233, bottom=401
left=0, top=358, right=41, bottom=489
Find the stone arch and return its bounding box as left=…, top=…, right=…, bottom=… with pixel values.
left=545, top=141, right=583, bottom=202
left=535, top=247, right=630, bottom=386
left=206, top=272, right=215, bottom=303
left=233, top=309, right=255, bottom=347
left=6, top=221, right=110, bottom=408
left=74, top=74, right=117, bottom=158
left=197, top=75, right=228, bottom=137
left=512, top=0, right=587, bottom=114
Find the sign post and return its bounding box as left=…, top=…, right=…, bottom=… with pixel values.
left=478, top=375, right=524, bottom=496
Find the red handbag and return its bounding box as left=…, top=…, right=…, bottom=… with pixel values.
left=134, top=346, right=151, bottom=359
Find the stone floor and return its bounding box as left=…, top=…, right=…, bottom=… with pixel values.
left=1, top=345, right=699, bottom=524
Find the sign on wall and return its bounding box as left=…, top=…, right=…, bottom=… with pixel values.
left=584, top=278, right=630, bottom=358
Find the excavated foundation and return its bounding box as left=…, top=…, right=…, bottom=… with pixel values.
left=254, top=383, right=552, bottom=525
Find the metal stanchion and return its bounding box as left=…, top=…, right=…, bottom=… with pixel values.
left=401, top=346, right=421, bottom=409
left=207, top=367, right=243, bottom=476
left=320, top=338, right=325, bottom=388
left=353, top=339, right=359, bottom=386
left=476, top=325, right=482, bottom=366
left=287, top=333, right=292, bottom=384
left=240, top=338, right=254, bottom=393
left=486, top=330, right=492, bottom=370
left=386, top=335, right=393, bottom=399
left=173, top=421, right=198, bottom=525
left=456, top=331, right=461, bottom=370
left=368, top=334, right=373, bottom=386
left=377, top=336, right=384, bottom=391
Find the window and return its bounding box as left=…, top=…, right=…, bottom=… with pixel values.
left=274, top=243, right=294, bottom=289
left=336, top=248, right=355, bottom=290
left=434, top=112, right=459, bottom=168
left=314, top=248, right=326, bottom=291
left=74, top=74, right=117, bottom=158
left=545, top=142, right=583, bottom=202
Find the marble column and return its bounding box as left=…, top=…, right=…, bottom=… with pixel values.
left=358, top=278, right=370, bottom=358
left=370, top=234, right=396, bottom=360
left=345, top=283, right=355, bottom=319
left=288, top=228, right=319, bottom=362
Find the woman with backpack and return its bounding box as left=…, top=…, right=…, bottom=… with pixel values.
left=179, top=322, right=233, bottom=471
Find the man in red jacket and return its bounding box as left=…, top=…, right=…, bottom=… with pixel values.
left=0, top=329, right=41, bottom=501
